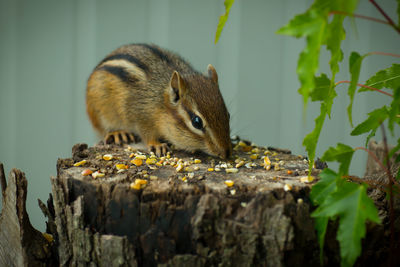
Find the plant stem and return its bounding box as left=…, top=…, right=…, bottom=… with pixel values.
left=335, top=80, right=393, bottom=97
left=369, top=0, right=400, bottom=35
left=329, top=10, right=389, bottom=25
left=380, top=124, right=395, bottom=267
left=367, top=51, right=400, bottom=58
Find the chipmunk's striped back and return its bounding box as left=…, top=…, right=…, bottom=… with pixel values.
left=86, top=44, right=232, bottom=159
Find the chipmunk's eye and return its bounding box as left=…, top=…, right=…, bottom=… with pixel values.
left=191, top=114, right=203, bottom=130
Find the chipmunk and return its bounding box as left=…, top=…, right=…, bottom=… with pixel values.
left=86, top=43, right=232, bottom=159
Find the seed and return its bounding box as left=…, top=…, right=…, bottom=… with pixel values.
left=238, top=140, right=247, bottom=147
left=129, top=153, right=135, bottom=158
left=193, top=166, right=200, bottom=171
left=251, top=148, right=260, bottom=154
left=103, top=154, right=113, bottom=161
left=287, top=170, right=293, bottom=175
left=131, top=158, right=143, bottom=166
left=188, top=172, right=195, bottom=179
left=230, top=189, right=236, bottom=195
left=224, top=180, right=234, bottom=187
left=116, top=164, right=128, bottom=170
left=300, top=176, right=314, bottom=183
left=235, top=160, right=245, bottom=168
left=250, top=154, right=259, bottom=160
left=136, top=155, right=147, bottom=160
left=42, top=233, right=54, bottom=243
left=214, top=167, right=221, bottom=172
left=176, top=163, right=184, bottom=172
left=146, top=158, right=157, bottom=165
left=226, top=168, right=239, bottom=173
left=73, top=160, right=87, bottom=167
left=241, top=202, right=247, bottom=207
left=182, top=176, right=187, bottom=182
left=273, top=163, right=280, bottom=171
left=81, top=169, right=93, bottom=176
left=284, top=184, right=292, bottom=191
left=92, top=171, right=105, bottom=179
left=207, top=168, right=214, bottom=172
left=194, top=159, right=202, bottom=164
left=264, top=156, right=271, bottom=170
left=297, top=198, right=304, bottom=204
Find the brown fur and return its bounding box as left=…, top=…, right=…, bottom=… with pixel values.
left=86, top=44, right=231, bottom=158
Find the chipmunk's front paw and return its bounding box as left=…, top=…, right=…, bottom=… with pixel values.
left=104, top=131, right=136, bottom=145
left=148, top=143, right=169, bottom=157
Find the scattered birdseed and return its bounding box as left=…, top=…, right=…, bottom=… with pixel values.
left=193, top=166, right=200, bottom=171
left=264, top=156, right=271, bottom=170
left=230, top=189, right=236, bottom=195
left=287, top=170, right=293, bottom=175
left=297, top=198, right=304, bottom=204
left=136, top=155, right=147, bottom=160
left=73, top=160, right=87, bottom=167
left=300, top=176, right=314, bottom=183
left=235, top=160, right=245, bottom=168
left=226, top=168, right=239, bottom=173
left=224, top=180, right=234, bottom=187
left=116, top=164, right=128, bottom=170
left=130, top=158, right=143, bottom=166
left=81, top=169, right=93, bottom=176
left=92, top=171, right=105, bottom=179
left=250, top=154, right=259, bottom=160
left=284, top=184, right=292, bottom=191
left=194, top=159, right=201, bottom=164
left=146, top=158, right=157, bottom=165
left=176, top=163, right=184, bottom=172
left=103, top=154, right=113, bottom=161
left=42, top=233, right=54, bottom=243
left=188, top=172, right=195, bottom=179
left=214, top=167, right=221, bottom=172
left=208, top=168, right=214, bottom=172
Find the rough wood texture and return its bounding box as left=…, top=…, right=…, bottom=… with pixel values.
left=47, top=141, right=323, bottom=266
left=0, top=164, right=54, bottom=266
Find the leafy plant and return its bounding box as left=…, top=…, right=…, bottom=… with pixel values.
left=215, top=0, right=400, bottom=266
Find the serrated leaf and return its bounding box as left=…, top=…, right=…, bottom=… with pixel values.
left=311, top=73, right=331, bottom=101
left=314, top=216, right=329, bottom=263
left=325, top=15, right=344, bottom=78
left=388, top=87, right=400, bottom=133
left=303, top=103, right=327, bottom=172
left=322, top=143, right=354, bottom=175
left=277, top=9, right=324, bottom=37
left=347, top=52, right=366, bottom=127
left=363, top=64, right=400, bottom=91
left=310, top=168, right=339, bottom=205
left=313, top=182, right=380, bottom=267
left=351, top=106, right=389, bottom=136
left=215, top=0, right=235, bottom=44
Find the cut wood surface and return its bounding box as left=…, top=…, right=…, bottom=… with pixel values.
left=49, top=140, right=323, bottom=267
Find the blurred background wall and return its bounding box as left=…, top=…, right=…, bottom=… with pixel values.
left=0, top=0, right=398, bottom=231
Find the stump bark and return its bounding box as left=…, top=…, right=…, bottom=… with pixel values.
left=48, top=141, right=322, bottom=267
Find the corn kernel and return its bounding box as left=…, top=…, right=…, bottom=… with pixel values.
left=235, top=160, right=245, bottom=168
left=264, top=156, right=271, bottom=170
left=130, top=182, right=141, bottom=190
left=226, top=168, right=239, bottom=173
left=92, top=171, right=105, bottom=179
left=136, top=155, right=147, bottom=160
left=194, top=159, right=202, bottom=164
left=284, top=184, right=292, bottom=191
left=146, top=158, right=157, bottom=165
left=176, top=163, right=184, bottom=172
left=182, top=176, right=187, bottom=182
left=300, top=176, right=314, bottom=183
left=250, top=154, right=259, bottom=160
left=131, top=158, right=143, bottom=166
left=42, top=233, right=54, bottom=243
left=116, top=164, right=128, bottom=170
left=73, top=160, right=87, bottom=167
left=224, top=180, right=234, bottom=187
left=103, top=154, right=113, bottom=161
left=207, top=168, right=214, bottom=172
left=129, top=153, right=135, bottom=158
left=81, top=169, right=93, bottom=176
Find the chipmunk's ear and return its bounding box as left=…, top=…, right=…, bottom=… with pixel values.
left=169, top=71, right=186, bottom=104
left=207, top=64, right=218, bottom=83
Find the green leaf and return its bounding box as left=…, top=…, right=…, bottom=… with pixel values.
left=325, top=15, right=344, bottom=79
left=363, top=64, right=400, bottom=91
left=215, top=0, right=235, bottom=44
left=322, top=143, right=354, bottom=175
left=347, top=52, right=366, bottom=127
left=303, top=103, right=328, bottom=172
left=313, top=182, right=380, bottom=267
left=351, top=106, right=389, bottom=136
left=314, top=216, right=329, bottom=263
left=310, top=168, right=339, bottom=205
left=388, top=87, right=400, bottom=133
left=311, top=73, right=331, bottom=101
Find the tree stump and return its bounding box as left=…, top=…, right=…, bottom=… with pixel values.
left=47, top=140, right=322, bottom=267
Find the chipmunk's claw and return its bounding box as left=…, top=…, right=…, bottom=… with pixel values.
left=148, top=143, right=169, bottom=157
left=104, top=131, right=136, bottom=145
